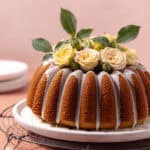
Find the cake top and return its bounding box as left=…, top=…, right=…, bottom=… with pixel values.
left=32, top=8, right=140, bottom=73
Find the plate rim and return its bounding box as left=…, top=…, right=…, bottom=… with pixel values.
left=0, top=74, right=28, bottom=92
left=13, top=99, right=150, bottom=143
left=0, top=60, right=28, bottom=81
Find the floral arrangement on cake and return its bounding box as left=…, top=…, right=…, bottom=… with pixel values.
left=32, top=8, right=140, bottom=72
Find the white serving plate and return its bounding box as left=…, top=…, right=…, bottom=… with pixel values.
left=0, top=60, right=28, bottom=81
left=0, top=74, right=28, bottom=92
left=13, top=99, right=150, bottom=143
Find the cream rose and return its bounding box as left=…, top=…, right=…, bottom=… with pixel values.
left=125, top=48, right=138, bottom=65
left=100, top=47, right=127, bottom=70
left=117, top=44, right=138, bottom=65
left=75, top=48, right=99, bottom=71
left=53, top=44, right=75, bottom=66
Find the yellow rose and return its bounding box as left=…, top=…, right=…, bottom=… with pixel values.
left=75, top=48, right=99, bottom=71
left=102, top=34, right=116, bottom=43
left=125, top=48, right=138, bottom=65
left=90, top=34, right=116, bottom=51
left=54, top=44, right=75, bottom=66
left=91, top=40, right=104, bottom=51
left=100, top=47, right=127, bottom=70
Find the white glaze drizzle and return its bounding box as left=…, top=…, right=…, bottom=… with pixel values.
left=97, top=72, right=108, bottom=129
left=62, top=70, right=83, bottom=129
left=127, top=67, right=149, bottom=117
left=40, top=62, right=146, bottom=129
left=96, top=73, right=103, bottom=130
left=42, top=59, right=55, bottom=66
left=124, top=69, right=138, bottom=127
left=56, top=69, right=71, bottom=124
left=76, top=74, right=86, bottom=129
left=111, top=71, right=121, bottom=129
left=95, top=75, right=100, bottom=130
left=41, top=66, right=60, bottom=119
left=97, top=71, right=119, bottom=129
left=135, top=64, right=147, bottom=72
left=108, top=72, right=120, bottom=129
left=127, top=66, right=146, bottom=86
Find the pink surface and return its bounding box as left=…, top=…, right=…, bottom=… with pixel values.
left=0, top=0, right=150, bottom=70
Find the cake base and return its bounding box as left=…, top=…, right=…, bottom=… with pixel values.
left=13, top=99, right=150, bottom=143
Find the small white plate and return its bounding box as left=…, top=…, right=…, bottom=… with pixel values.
left=0, top=60, right=28, bottom=81
left=13, top=99, right=150, bottom=143
left=0, top=75, right=28, bottom=92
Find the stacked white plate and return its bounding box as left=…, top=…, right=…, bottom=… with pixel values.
left=0, top=60, right=28, bottom=92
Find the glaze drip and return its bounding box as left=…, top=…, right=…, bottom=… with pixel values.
left=56, top=69, right=71, bottom=124
left=124, top=69, right=138, bottom=127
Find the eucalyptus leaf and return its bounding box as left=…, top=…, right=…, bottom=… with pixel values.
left=55, top=40, right=68, bottom=50
left=60, top=8, right=77, bottom=36
left=116, top=25, right=140, bottom=43
left=42, top=54, right=53, bottom=61
left=92, top=36, right=110, bottom=47
left=76, top=28, right=93, bottom=39
left=32, top=38, right=52, bottom=52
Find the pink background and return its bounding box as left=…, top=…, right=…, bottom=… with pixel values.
left=0, top=1, right=150, bottom=148
left=1, top=0, right=150, bottom=70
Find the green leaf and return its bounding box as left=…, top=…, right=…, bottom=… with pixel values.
left=60, top=8, right=77, bottom=36
left=116, top=25, right=140, bottom=43
left=42, top=54, right=53, bottom=61
left=110, top=41, right=116, bottom=48
left=54, top=40, right=68, bottom=50
left=32, top=38, right=52, bottom=52
left=92, top=36, right=110, bottom=47
left=70, top=38, right=83, bottom=50
left=70, top=60, right=80, bottom=70
left=76, top=28, right=93, bottom=39
left=102, top=62, right=111, bottom=72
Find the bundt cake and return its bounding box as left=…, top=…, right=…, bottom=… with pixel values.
left=27, top=63, right=150, bottom=130
left=26, top=8, right=150, bottom=130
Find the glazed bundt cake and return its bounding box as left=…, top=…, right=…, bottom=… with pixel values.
left=27, top=63, right=150, bottom=130
left=26, top=8, right=150, bottom=130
